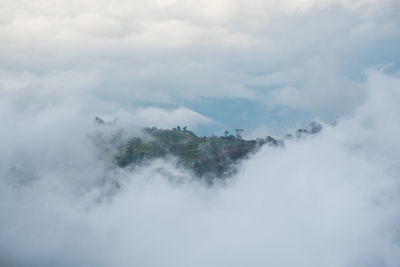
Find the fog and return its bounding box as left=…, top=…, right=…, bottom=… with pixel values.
left=0, top=70, right=399, bottom=267
left=2, top=0, right=400, bottom=266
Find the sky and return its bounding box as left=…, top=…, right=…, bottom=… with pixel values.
left=1, top=0, right=400, bottom=134
left=2, top=1, right=400, bottom=267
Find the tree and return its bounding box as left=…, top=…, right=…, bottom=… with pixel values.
left=235, top=129, right=244, bottom=139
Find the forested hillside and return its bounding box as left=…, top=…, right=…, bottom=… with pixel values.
left=95, top=117, right=322, bottom=179
left=112, top=125, right=280, bottom=178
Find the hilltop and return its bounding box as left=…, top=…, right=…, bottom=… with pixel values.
left=95, top=117, right=322, bottom=180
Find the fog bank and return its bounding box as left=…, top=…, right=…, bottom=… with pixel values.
left=1, top=70, right=400, bottom=267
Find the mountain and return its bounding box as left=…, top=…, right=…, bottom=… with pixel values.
left=95, top=118, right=321, bottom=181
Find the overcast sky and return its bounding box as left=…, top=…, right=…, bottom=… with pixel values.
left=2, top=2, right=400, bottom=266
left=1, top=0, right=400, bottom=133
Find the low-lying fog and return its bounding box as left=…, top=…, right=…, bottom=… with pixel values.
left=1, top=70, right=400, bottom=267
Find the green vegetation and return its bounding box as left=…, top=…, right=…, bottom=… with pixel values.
left=95, top=116, right=322, bottom=180
left=112, top=126, right=280, bottom=179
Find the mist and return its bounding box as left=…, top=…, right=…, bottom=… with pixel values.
left=2, top=0, right=400, bottom=266
left=2, top=0, right=400, bottom=131
left=0, top=70, right=399, bottom=267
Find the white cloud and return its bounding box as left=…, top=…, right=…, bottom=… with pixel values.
left=1, top=0, right=400, bottom=264
left=0, top=70, right=400, bottom=266
left=112, top=106, right=213, bottom=130
left=265, top=60, right=365, bottom=116
left=1, top=0, right=399, bottom=121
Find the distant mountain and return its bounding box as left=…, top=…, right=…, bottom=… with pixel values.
left=95, top=118, right=322, bottom=181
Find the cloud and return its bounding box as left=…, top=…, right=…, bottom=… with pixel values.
left=111, top=106, right=214, bottom=130
left=0, top=70, right=400, bottom=267
left=1, top=0, right=400, bottom=127
left=1, top=1, right=400, bottom=263
left=265, top=60, right=365, bottom=116
left=2, top=3, right=400, bottom=267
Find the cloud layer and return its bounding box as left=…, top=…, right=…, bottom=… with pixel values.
left=1, top=1, right=400, bottom=266
left=1, top=70, right=400, bottom=267
left=1, top=0, right=400, bottom=128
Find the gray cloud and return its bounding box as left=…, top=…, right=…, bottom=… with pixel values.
left=1, top=0, right=399, bottom=120
left=0, top=70, right=400, bottom=267
left=1, top=1, right=400, bottom=266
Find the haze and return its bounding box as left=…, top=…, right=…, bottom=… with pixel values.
left=1, top=1, right=400, bottom=266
